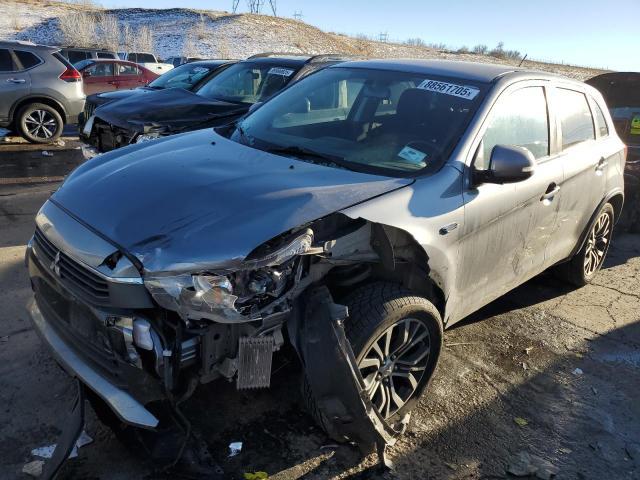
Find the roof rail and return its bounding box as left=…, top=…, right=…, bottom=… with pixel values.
left=306, top=54, right=366, bottom=64
left=247, top=52, right=310, bottom=59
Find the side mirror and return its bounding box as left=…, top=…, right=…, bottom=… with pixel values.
left=475, top=145, right=536, bottom=185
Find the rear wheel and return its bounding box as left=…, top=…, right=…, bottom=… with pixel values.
left=16, top=103, right=63, bottom=143
left=555, top=202, right=614, bottom=286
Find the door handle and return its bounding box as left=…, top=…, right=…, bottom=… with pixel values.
left=541, top=183, right=560, bottom=201
left=6, top=78, right=26, bottom=84
left=595, top=157, right=608, bottom=171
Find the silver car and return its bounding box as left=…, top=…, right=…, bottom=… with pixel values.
left=0, top=41, right=85, bottom=143
left=26, top=59, right=624, bottom=467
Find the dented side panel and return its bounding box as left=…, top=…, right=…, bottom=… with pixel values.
left=340, top=165, right=465, bottom=324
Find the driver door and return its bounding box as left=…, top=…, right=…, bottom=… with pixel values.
left=453, top=83, right=563, bottom=320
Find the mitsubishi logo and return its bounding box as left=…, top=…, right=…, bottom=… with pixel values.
left=50, top=251, right=61, bottom=277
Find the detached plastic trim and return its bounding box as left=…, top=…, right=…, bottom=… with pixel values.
left=28, top=297, right=159, bottom=429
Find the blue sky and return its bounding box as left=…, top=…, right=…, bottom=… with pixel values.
left=100, top=0, right=638, bottom=71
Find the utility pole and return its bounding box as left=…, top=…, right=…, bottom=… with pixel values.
left=378, top=31, right=388, bottom=42
left=293, top=10, right=303, bottom=21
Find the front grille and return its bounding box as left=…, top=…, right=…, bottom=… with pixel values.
left=84, top=101, right=96, bottom=120
left=33, top=228, right=110, bottom=306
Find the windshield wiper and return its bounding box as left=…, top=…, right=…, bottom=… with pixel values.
left=263, top=145, right=351, bottom=170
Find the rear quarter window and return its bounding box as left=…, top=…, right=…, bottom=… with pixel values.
left=0, top=48, right=15, bottom=72
left=14, top=50, right=42, bottom=70
left=591, top=100, right=609, bottom=138
left=557, top=88, right=595, bottom=149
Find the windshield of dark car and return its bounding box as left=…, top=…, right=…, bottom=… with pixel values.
left=196, top=62, right=298, bottom=104
left=149, top=63, right=219, bottom=90
left=232, top=67, right=487, bottom=175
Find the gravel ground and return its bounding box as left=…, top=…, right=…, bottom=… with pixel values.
left=0, top=142, right=638, bottom=480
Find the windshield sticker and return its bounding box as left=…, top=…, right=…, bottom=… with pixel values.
left=398, top=145, right=428, bottom=165
left=417, top=79, right=480, bottom=100
left=268, top=67, right=295, bottom=77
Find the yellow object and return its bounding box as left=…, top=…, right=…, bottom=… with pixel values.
left=631, top=116, right=640, bottom=135
left=244, top=472, right=269, bottom=480
left=514, top=417, right=529, bottom=427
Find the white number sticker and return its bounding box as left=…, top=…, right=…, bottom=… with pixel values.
left=398, top=145, right=428, bottom=165
left=417, top=79, right=480, bottom=100
left=268, top=67, right=295, bottom=77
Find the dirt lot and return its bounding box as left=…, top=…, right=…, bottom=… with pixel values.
left=0, top=139, right=639, bottom=480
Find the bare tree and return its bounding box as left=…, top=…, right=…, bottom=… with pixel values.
left=122, top=23, right=134, bottom=52
left=134, top=26, right=154, bottom=53
left=98, top=14, right=120, bottom=52
left=473, top=44, right=488, bottom=55
left=58, top=11, right=97, bottom=47
left=9, top=11, right=22, bottom=31
left=182, top=27, right=198, bottom=57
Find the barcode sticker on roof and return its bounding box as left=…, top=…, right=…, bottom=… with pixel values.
left=268, top=67, right=295, bottom=77
left=417, top=79, right=480, bottom=100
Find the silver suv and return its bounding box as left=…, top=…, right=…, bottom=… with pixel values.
left=0, top=41, right=85, bottom=143
left=26, top=59, right=625, bottom=469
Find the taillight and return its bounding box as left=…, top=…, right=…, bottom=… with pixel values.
left=59, top=68, right=81, bottom=82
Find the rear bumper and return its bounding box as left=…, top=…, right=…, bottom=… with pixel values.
left=28, top=296, right=159, bottom=429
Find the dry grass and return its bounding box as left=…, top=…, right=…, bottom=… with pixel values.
left=58, top=10, right=98, bottom=47
left=98, top=14, right=119, bottom=51
left=9, top=11, right=22, bottom=31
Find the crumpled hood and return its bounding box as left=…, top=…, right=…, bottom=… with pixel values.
left=89, top=88, right=151, bottom=107
left=94, top=88, right=248, bottom=133
left=52, top=129, right=412, bottom=273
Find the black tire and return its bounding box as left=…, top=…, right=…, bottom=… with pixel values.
left=16, top=103, right=63, bottom=143
left=555, top=202, right=615, bottom=286
left=303, top=281, right=443, bottom=431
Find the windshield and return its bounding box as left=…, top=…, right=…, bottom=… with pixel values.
left=131, top=53, right=156, bottom=63
left=196, top=62, right=298, bottom=104
left=149, top=62, right=221, bottom=90
left=232, top=67, right=487, bottom=175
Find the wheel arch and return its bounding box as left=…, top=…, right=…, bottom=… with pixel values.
left=10, top=95, right=67, bottom=126
left=569, top=190, right=623, bottom=259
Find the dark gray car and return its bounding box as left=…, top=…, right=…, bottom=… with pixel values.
left=26, top=59, right=625, bottom=471
left=0, top=41, right=85, bottom=143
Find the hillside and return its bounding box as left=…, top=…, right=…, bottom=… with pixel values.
left=0, top=0, right=606, bottom=81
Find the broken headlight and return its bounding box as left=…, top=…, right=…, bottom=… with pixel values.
left=144, top=231, right=313, bottom=323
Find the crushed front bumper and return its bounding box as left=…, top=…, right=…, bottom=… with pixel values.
left=28, top=297, right=159, bottom=429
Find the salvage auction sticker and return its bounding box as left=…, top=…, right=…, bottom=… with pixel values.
left=417, top=79, right=480, bottom=100
left=268, top=67, right=295, bottom=77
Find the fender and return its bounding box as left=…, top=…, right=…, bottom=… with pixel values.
left=9, top=94, right=68, bottom=123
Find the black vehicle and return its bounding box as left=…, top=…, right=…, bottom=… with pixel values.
left=587, top=72, right=640, bottom=162
left=81, top=54, right=353, bottom=152
left=78, top=60, right=235, bottom=131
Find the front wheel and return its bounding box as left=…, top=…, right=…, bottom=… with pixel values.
left=344, top=282, right=443, bottom=424
left=555, top=202, right=614, bottom=286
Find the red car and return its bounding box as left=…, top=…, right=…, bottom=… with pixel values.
left=74, top=59, right=159, bottom=95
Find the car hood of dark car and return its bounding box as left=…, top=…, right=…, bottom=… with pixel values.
left=51, top=129, right=413, bottom=273
left=88, top=88, right=152, bottom=107
left=92, top=88, right=248, bottom=134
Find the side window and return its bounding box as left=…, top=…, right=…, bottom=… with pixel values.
left=0, top=49, right=15, bottom=72
left=14, top=51, right=41, bottom=70
left=86, top=62, right=114, bottom=77
left=67, top=50, right=88, bottom=64
left=478, top=86, right=549, bottom=169
left=557, top=88, right=595, bottom=149
left=118, top=64, right=139, bottom=75
left=591, top=100, right=609, bottom=138
left=97, top=52, right=113, bottom=59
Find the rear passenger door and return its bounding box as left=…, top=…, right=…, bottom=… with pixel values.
left=82, top=62, right=116, bottom=95
left=546, top=86, right=605, bottom=264
left=0, top=48, right=30, bottom=123
left=456, top=83, right=563, bottom=319
left=115, top=63, right=143, bottom=90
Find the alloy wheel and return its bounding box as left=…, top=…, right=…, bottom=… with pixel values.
left=25, top=110, right=58, bottom=140
left=358, top=317, right=431, bottom=419
left=584, top=211, right=612, bottom=277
